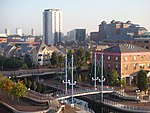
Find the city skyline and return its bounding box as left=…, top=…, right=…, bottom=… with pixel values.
left=0, top=0, right=150, bottom=35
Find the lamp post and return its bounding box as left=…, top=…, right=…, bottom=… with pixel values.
left=92, top=52, right=99, bottom=90
left=13, top=54, right=16, bottom=79
left=1, top=51, right=4, bottom=74
left=136, top=89, right=140, bottom=103
left=69, top=51, right=76, bottom=106
left=98, top=52, right=105, bottom=102
left=62, top=49, right=69, bottom=95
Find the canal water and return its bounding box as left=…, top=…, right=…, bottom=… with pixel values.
left=74, top=95, right=131, bottom=113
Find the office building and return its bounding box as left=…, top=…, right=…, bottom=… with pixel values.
left=67, top=29, right=86, bottom=41
left=90, top=20, right=147, bottom=41
left=5, top=29, right=10, bottom=36
left=43, top=9, right=62, bottom=45
left=16, top=28, right=22, bottom=36
left=31, top=28, right=35, bottom=36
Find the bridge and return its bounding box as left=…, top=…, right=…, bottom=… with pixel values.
left=53, top=86, right=113, bottom=100
left=1, top=68, right=64, bottom=77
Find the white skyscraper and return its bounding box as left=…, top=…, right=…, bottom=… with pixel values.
left=43, top=9, right=62, bottom=45
left=31, top=28, right=35, bottom=36
left=5, top=29, right=10, bottom=36
left=16, top=28, right=22, bottom=36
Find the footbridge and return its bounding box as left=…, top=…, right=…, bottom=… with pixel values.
left=53, top=86, right=113, bottom=100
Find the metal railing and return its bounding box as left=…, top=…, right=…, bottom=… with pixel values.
left=104, top=99, right=150, bottom=112
left=53, top=87, right=113, bottom=99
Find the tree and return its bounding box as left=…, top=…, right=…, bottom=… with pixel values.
left=23, top=77, right=27, bottom=86
left=75, top=47, right=86, bottom=68
left=21, top=63, right=28, bottom=69
left=137, top=70, right=148, bottom=92
left=0, top=78, right=14, bottom=93
left=85, top=49, right=91, bottom=63
left=58, top=54, right=64, bottom=67
left=31, top=81, right=37, bottom=91
left=42, top=84, right=47, bottom=93
left=121, top=78, right=126, bottom=88
left=12, top=80, right=27, bottom=102
left=50, top=52, right=59, bottom=67
left=36, top=83, right=42, bottom=93
left=27, top=80, right=32, bottom=88
left=77, top=74, right=82, bottom=83
left=110, top=70, right=119, bottom=86
left=24, top=55, right=32, bottom=68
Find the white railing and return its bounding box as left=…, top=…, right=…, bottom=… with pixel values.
left=114, top=90, right=137, bottom=99
left=104, top=99, right=150, bottom=112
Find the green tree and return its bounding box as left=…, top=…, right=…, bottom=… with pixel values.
left=12, top=80, right=27, bottom=102
left=23, top=77, right=27, bottom=86
left=24, top=55, right=32, bottom=68
left=85, top=49, right=91, bottom=63
left=50, top=52, right=59, bottom=66
left=31, top=81, right=37, bottom=91
left=21, top=63, right=28, bottom=69
left=137, top=70, right=148, bottom=92
left=42, top=84, right=47, bottom=93
left=37, top=83, right=42, bottom=93
left=75, top=47, right=86, bottom=68
left=27, top=80, right=32, bottom=88
left=110, top=70, right=119, bottom=86
left=77, top=74, right=82, bottom=83
left=58, top=54, right=64, bottom=67
left=121, top=78, right=126, bottom=88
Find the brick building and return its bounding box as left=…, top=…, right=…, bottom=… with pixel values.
left=95, top=44, right=150, bottom=85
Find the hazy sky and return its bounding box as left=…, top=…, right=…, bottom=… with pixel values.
left=0, top=0, right=150, bottom=35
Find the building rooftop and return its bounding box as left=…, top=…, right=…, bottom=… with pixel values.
left=104, top=44, right=150, bottom=53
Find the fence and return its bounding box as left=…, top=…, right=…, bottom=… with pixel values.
left=104, top=99, right=150, bottom=112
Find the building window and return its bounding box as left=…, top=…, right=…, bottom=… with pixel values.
left=125, top=65, right=128, bottom=70
left=133, top=56, right=136, bottom=61
left=38, top=59, right=41, bottom=61
left=125, top=57, right=128, bottom=61
left=38, top=54, right=42, bottom=56
left=108, top=56, right=110, bottom=60
left=115, top=57, right=118, bottom=60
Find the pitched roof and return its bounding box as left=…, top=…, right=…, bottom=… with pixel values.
left=104, top=44, right=150, bottom=53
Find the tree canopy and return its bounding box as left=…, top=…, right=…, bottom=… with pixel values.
left=110, top=70, right=119, bottom=86
left=137, top=70, right=148, bottom=92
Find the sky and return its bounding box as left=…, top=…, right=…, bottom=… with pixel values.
left=0, top=0, right=150, bottom=35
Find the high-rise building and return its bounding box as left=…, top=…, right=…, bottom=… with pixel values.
left=16, top=28, right=22, bottom=36
left=43, top=9, right=62, bottom=45
left=5, top=29, right=10, bottom=36
left=67, top=29, right=86, bottom=41
left=31, top=28, right=35, bottom=36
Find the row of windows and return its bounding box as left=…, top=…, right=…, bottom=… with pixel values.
left=107, top=56, right=150, bottom=61
left=107, top=63, right=150, bottom=70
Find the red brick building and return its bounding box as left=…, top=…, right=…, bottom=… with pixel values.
left=95, top=44, right=150, bottom=85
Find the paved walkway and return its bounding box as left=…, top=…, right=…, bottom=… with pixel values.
left=0, top=90, right=49, bottom=112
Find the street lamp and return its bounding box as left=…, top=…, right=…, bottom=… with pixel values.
left=1, top=51, right=4, bottom=74
left=62, top=49, right=68, bottom=95
left=13, top=54, right=16, bottom=78
left=136, top=89, right=140, bottom=103
left=98, top=52, right=105, bottom=102
left=92, top=52, right=99, bottom=90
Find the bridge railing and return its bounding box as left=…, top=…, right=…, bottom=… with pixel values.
left=114, top=90, right=137, bottom=99
left=2, top=68, right=63, bottom=77
left=104, top=99, right=150, bottom=112
left=53, top=86, right=113, bottom=99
